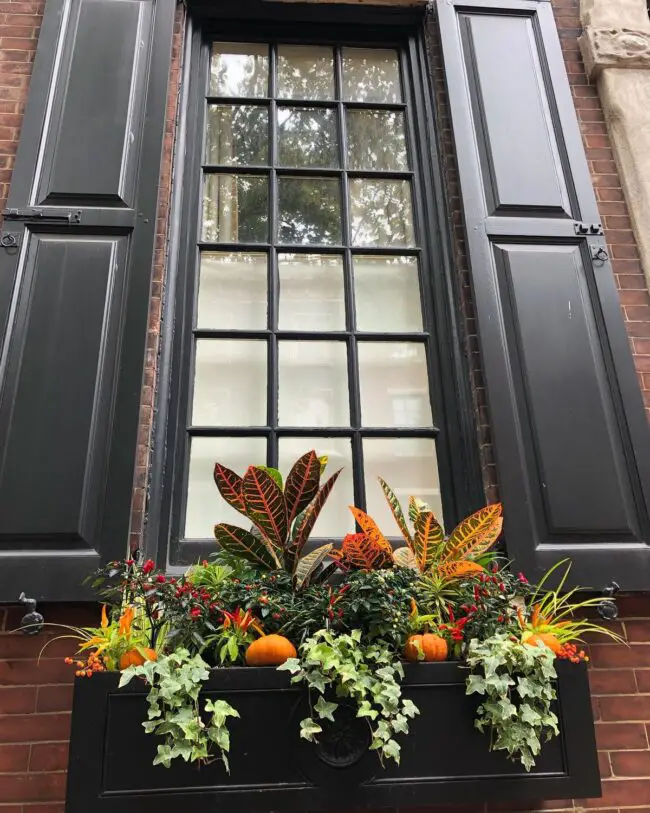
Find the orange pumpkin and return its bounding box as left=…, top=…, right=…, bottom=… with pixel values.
left=245, top=634, right=297, bottom=666
left=119, top=647, right=158, bottom=670
left=404, top=633, right=448, bottom=662
left=524, top=633, right=562, bottom=655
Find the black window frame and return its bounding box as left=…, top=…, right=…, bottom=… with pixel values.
left=146, top=4, right=484, bottom=569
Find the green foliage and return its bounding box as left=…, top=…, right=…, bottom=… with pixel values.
left=186, top=561, right=233, bottom=591
left=119, top=649, right=239, bottom=770
left=213, top=451, right=340, bottom=588
left=465, top=632, right=559, bottom=771
left=278, top=629, right=419, bottom=765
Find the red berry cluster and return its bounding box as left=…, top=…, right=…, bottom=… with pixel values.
left=557, top=642, right=589, bottom=663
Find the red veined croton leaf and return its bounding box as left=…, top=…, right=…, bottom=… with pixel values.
left=442, top=503, right=503, bottom=562
left=287, top=468, right=342, bottom=571
left=243, top=466, right=289, bottom=556
left=378, top=478, right=412, bottom=546
left=213, top=462, right=246, bottom=514
left=329, top=530, right=393, bottom=571
left=413, top=510, right=445, bottom=572
left=284, top=450, right=321, bottom=525
left=214, top=523, right=279, bottom=569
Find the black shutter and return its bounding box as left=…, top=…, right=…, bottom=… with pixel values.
left=437, top=0, right=650, bottom=589
left=0, top=0, right=176, bottom=600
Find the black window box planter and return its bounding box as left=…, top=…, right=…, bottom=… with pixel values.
left=65, top=660, right=601, bottom=812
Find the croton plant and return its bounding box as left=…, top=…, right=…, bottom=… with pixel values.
left=44, top=451, right=621, bottom=773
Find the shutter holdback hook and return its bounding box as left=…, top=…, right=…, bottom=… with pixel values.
left=597, top=581, right=620, bottom=621
left=18, top=592, right=44, bottom=635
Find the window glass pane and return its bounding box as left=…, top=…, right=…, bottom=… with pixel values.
left=210, top=43, right=269, bottom=98
left=350, top=179, right=414, bottom=247
left=364, top=437, right=443, bottom=532
left=278, top=253, right=345, bottom=331
left=347, top=110, right=408, bottom=172
left=206, top=105, right=268, bottom=166
left=278, top=107, right=338, bottom=168
left=197, top=252, right=267, bottom=330
left=192, top=340, right=267, bottom=426
left=278, top=177, right=341, bottom=245
left=358, top=342, right=432, bottom=427
left=279, top=437, right=354, bottom=536
left=186, top=436, right=267, bottom=538
left=354, top=255, right=422, bottom=332
left=278, top=341, right=349, bottom=426
left=342, top=47, right=402, bottom=103
left=277, top=45, right=335, bottom=100
left=202, top=174, right=268, bottom=243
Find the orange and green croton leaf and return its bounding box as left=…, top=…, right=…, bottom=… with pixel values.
left=329, top=531, right=393, bottom=571
left=413, top=510, right=445, bottom=572
left=442, top=503, right=503, bottom=562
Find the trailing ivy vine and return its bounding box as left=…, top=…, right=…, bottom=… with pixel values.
left=278, top=629, right=419, bottom=765
left=120, top=649, right=239, bottom=770
left=465, top=633, right=559, bottom=771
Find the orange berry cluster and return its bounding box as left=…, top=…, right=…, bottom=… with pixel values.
left=557, top=642, right=589, bottom=663
left=64, top=651, right=106, bottom=678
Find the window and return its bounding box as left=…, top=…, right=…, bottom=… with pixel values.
left=156, top=24, right=482, bottom=567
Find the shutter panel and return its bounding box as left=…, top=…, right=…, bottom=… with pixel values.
left=0, top=0, right=175, bottom=600
left=437, top=0, right=650, bottom=588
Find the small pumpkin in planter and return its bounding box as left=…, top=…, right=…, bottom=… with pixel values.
left=119, top=647, right=158, bottom=670
left=404, top=633, right=448, bottom=662
left=246, top=634, right=297, bottom=666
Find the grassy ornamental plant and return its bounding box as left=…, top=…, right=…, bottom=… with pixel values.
left=51, top=450, right=623, bottom=772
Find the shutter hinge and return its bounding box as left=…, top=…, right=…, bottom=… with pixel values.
left=574, top=221, right=603, bottom=236
left=2, top=207, right=82, bottom=224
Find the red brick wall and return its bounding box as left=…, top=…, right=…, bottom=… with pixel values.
left=0, top=0, right=43, bottom=209
left=2, top=0, right=650, bottom=810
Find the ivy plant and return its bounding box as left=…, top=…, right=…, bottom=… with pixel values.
left=278, top=629, right=419, bottom=765
left=465, top=632, right=559, bottom=771
left=119, top=649, right=239, bottom=770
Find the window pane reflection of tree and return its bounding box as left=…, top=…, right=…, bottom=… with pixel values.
left=278, top=177, right=341, bottom=244
left=278, top=107, right=339, bottom=168
left=350, top=179, right=415, bottom=247
left=202, top=175, right=269, bottom=243
left=347, top=110, right=408, bottom=172
left=210, top=43, right=269, bottom=98
left=277, top=45, right=335, bottom=101
left=342, top=47, right=402, bottom=103
left=206, top=105, right=268, bottom=166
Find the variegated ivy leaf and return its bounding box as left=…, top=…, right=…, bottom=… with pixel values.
left=299, top=718, right=323, bottom=741
left=314, top=696, right=338, bottom=722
